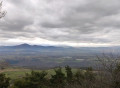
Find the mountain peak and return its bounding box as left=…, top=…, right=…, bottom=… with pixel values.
left=16, top=43, right=31, bottom=47
left=20, top=43, right=30, bottom=46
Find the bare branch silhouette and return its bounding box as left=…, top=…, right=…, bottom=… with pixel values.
left=0, top=1, right=6, bottom=19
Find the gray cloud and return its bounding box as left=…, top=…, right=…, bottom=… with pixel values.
left=0, top=0, right=120, bottom=46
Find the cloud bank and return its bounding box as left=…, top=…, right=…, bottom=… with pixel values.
left=0, top=0, right=120, bottom=47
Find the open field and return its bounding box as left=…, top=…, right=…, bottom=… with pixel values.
left=0, top=68, right=31, bottom=80
left=0, top=67, right=79, bottom=80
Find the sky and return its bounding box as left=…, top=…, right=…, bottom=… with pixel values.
left=0, top=0, right=120, bottom=47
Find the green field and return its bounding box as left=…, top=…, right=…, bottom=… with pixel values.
left=0, top=67, right=79, bottom=81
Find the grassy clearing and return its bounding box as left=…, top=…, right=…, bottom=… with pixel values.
left=0, top=67, right=79, bottom=81
left=0, top=68, right=31, bottom=80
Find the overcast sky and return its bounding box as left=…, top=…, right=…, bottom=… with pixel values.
left=0, top=0, right=120, bottom=47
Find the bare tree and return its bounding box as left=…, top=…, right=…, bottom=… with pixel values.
left=96, top=53, right=120, bottom=88
left=97, top=53, right=119, bottom=73
left=0, top=1, right=6, bottom=19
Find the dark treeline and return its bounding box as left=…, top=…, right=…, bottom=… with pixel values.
left=1, top=62, right=120, bottom=88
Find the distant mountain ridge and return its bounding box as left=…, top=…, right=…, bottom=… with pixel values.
left=0, top=43, right=70, bottom=52
left=0, top=43, right=62, bottom=49
left=0, top=43, right=120, bottom=54
left=0, top=43, right=111, bottom=48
